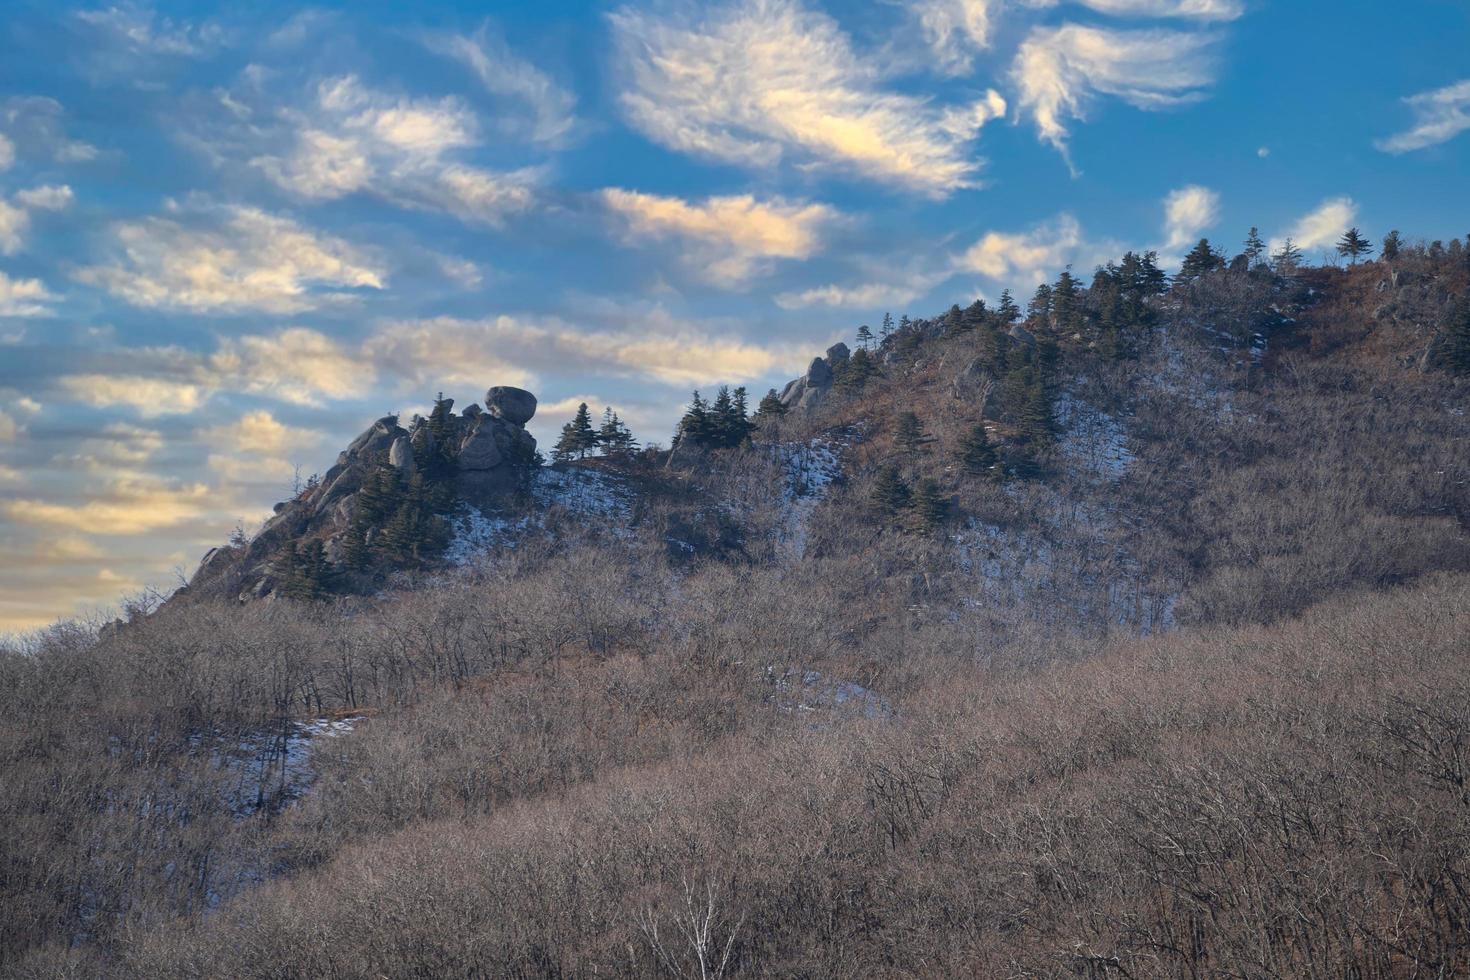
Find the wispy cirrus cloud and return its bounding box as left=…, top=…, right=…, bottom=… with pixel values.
left=245, top=75, right=541, bottom=227
left=429, top=25, right=579, bottom=147
left=1035, top=0, right=1242, bottom=19
left=1011, top=23, right=1218, bottom=166
left=1377, top=79, right=1470, bottom=154
left=913, top=0, right=1003, bottom=73
left=74, top=202, right=385, bottom=314
left=611, top=0, right=1007, bottom=197
left=601, top=188, right=838, bottom=286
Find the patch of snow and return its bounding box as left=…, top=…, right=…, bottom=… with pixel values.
left=765, top=667, right=891, bottom=722
left=444, top=505, right=535, bottom=565
left=774, top=438, right=844, bottom=560
left=1054, top=392, right=1134, bottom=482
left=533, top=466, right=634, bottom=522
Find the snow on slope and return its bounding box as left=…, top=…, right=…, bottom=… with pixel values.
left=776, top=437, right=843, bottom=560
left=446, top=464, right=635, bottom=565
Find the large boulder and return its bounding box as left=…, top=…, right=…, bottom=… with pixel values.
left=457, top=419, right=504, bottom=471
left=825, top=342, right=850, bottom=366
left=485, top=386, right=537, bottom=426
left=388, top=436, right=415, bottom=475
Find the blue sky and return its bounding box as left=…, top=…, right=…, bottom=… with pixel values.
left=0, top=0, right=1467, bottom=630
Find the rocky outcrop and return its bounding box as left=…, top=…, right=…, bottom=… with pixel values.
left=486, top=386, right=537, bottom=426
left=184, top=384, right=540, bottom=604
left=951, top=356, right=995, bottom=415
left=780, top=355, right=838, bottom=411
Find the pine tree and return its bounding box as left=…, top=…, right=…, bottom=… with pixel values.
left=944, top=303, right=966, bottom=335
left=1273, top=238, right=1303, bottom=276
left=754, top=388, right=787, bottom=423
left=1381, top=230, right=1402, bottom=261
left=959, top=423, right=997, bottom=477
left=1021, top=380, right=1054, bottom=445
left=1244, top=227, right=1266, bottom=265
left=893, top=411, right=929, bottom=455
left=1177, top=239, right=1224, bottom=283
left=676, top=391, right=710, bottom=448
left=835, top=348, right=877, bottom=392
left=554, top=403, right=598, bottom=461
left=598, top=408, right=638, bottom=456
left=856, top=324, right=874, bottom=351
left=880, top=312, right=895, bottom=342
left=1052, top=269, right=1080, bottom=331
left=997, top=289, right=1021, bottom=324
left=1028, top=283, right=1054, bottom=323
left=870, top=465, right=909, bottom=516
left=710, top=386, right=739, bottom=447
left=909, top=479, right=947, bottom=533
left=1337, top=227, right=1373, bottom=264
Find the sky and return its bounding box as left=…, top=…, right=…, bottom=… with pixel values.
left=0, top=0, right=1467, bottom=632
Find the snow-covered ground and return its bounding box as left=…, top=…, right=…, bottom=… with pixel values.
left=1054, top=392, right=1134, bottom=482
left=445, top=464, right=636, bottom=564
left=775, top=438, right=843, bottom=560
left=208, top=715, right=365, bottom=819
left=765, top=666, right=891, bottom=722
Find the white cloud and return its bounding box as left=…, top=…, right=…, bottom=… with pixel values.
left=75, top=203, right=385, bottom=313
left=0, top=409, right=18, bottom=442
left=612, top=0, right=1007, bottom=196
left=4, top=472, right=212, bottom=535
left=1039, top=0, right=1242, bottom=18
left=200, top=410, right=322, bottom=457
left=74, top=5, right=223, bottom=58
left=775, top=260, right=952, bottom=310
left=431, top=26, right=578, bottom=146
left=250, top=75, right=538, bottom=226
left=1377, top=79, right=1470, bottom=154
left=60, top=374, right=208, bottom=417
left=601, top=188, right=837, bottom=285
left=209, top=328, right=371, bottom=405
left=367, top=311, right=810, bottom=389
left=1011, top=23, right=1216, bottom=164
left=14, top=185, right=74, bottom=211
left=914, top=0, right=1002, bottom=73
left=1, top=97, right=99, bottom=164
left=0, top=271, right=57, bottom=316
left=955, top=213, right=1086, bottom=284
left=1163, top=184, right=1220, bottom=250
left=66, top=422, right=165, bottom=467
left=13, top=396, right=41, bottom=415
left=0, top=201, right=29, bottom=255
left=0, top=135, right=13, bottom=172
left=1270, top=196, right=1357, bottom=252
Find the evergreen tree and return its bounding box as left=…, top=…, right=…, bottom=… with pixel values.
left=880, top=312, right=895, bottom=342
left=1244, top=227, right=1267, bottom=265
left=1177, top=239, right=1224, bottom=283
left=1027, top=282, right=1055, bottom=323
left=278, top=540, right=329, bottom=600
left=944, top=303, right=966, bottom=335
left=1337, top=227, right=1373, bottom=264
left=909, top=478, right=947, bottom=533
left=870, top=464, right=909, bottom=516
left=856, top=324, right=874, bottom=351
left=835, top=348, right=878, bottom=392
left=554, top=403, right=598, bottom=461
left=963, top=299, right=988, bottom=333
left=1381, top=230, right=1402, bottom=261
left=1021, top=380, right=1054, bottom=445
left=676, top=391, right=711, bottom=448
left=997, top=289, right=1021, bottom=324
left=1052, top=269, right=1080, bottom=331
left=959, top=423, right=997, bottom=477
left=754, top=388, right=787, bottom=424
left=598, top=408, right=637, bottom=456
left=1273, top=238, right=1303, bottom=276
left=893, top=411, right=930, bottom=455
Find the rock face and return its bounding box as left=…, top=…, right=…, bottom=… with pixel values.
left=184, top=384, right=540, bottom=603
left=486, top=386, right=537, bottom=426
left=779, top=351, right=842, bottom=411
left=951, top=356, right=995, bottom=414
